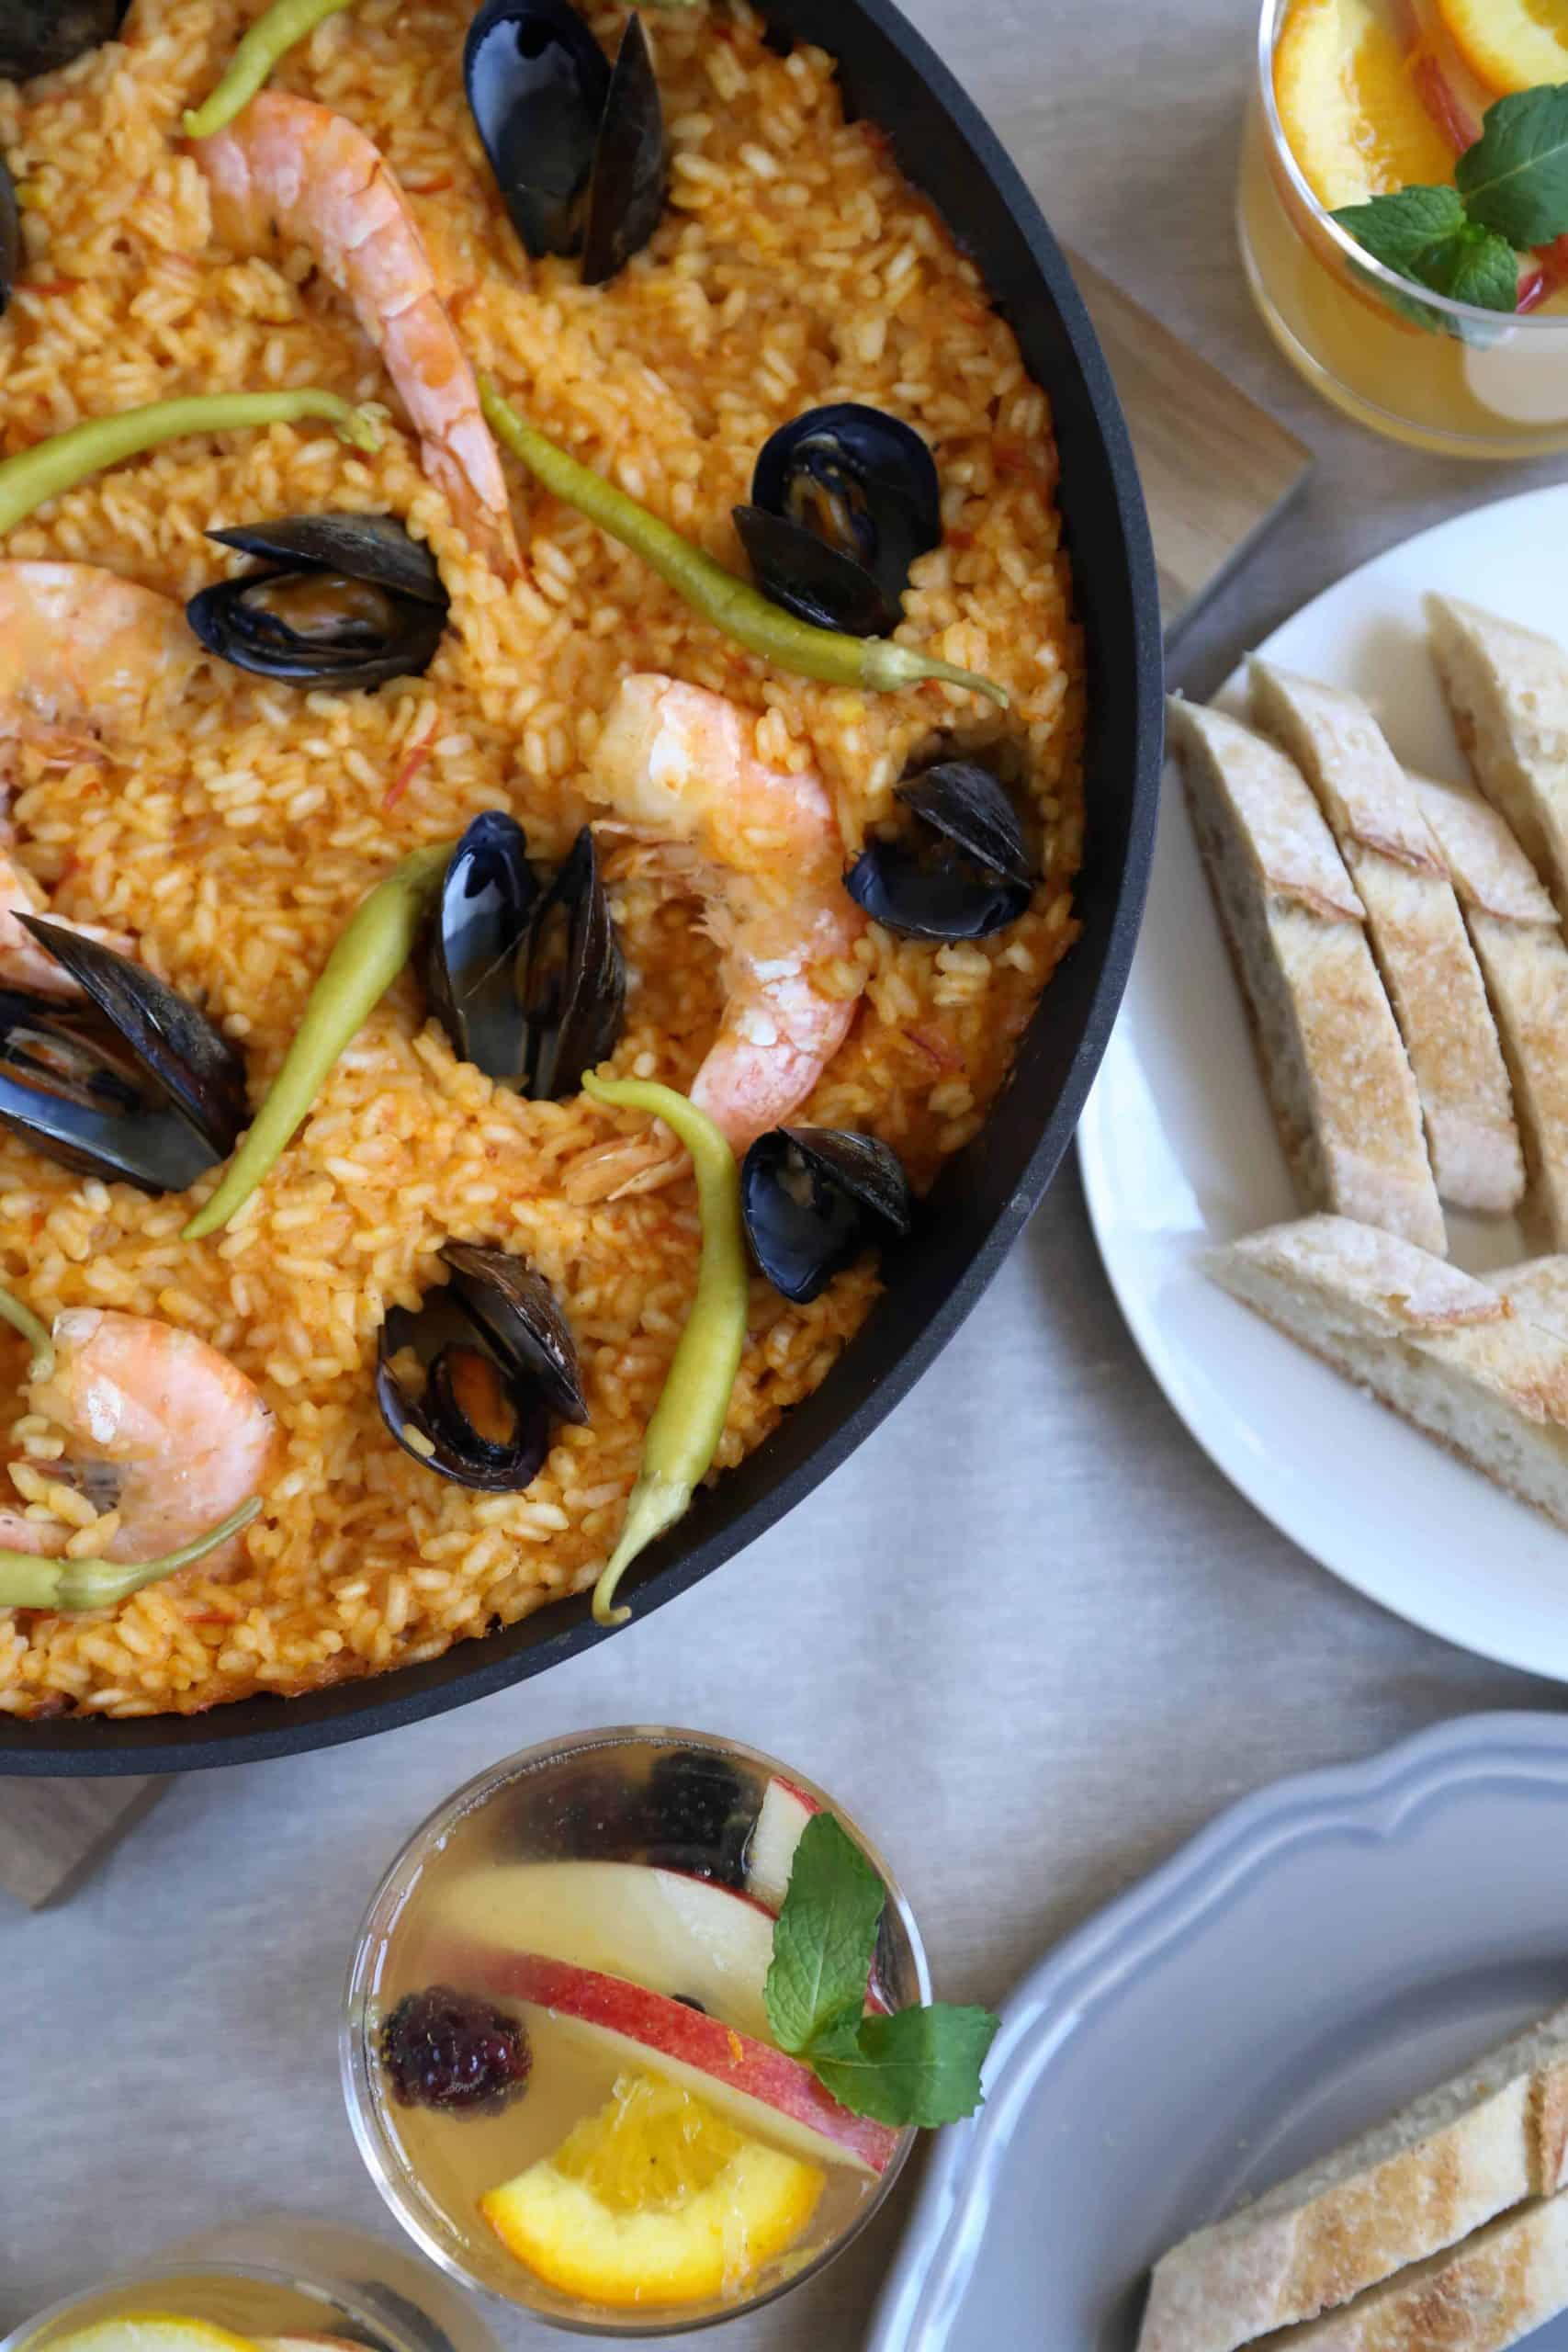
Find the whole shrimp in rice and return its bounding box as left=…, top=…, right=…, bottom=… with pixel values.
left=0, top=561, right=186, bottom=990
left=569, top=674, right=867, bottom=1200
left=0, top=1310, right=279, bottom=1574
left=195, top=92, right=520, bottom=580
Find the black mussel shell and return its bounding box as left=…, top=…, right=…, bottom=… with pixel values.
left=742, top=1125, right=912, bottom=1305
left=441, top=1241, right=588, bottom=1425
left=377, top=1294, right=552, bottom=1494
left=581, top=15, right=665, bottom=288
left=845, top=760, right=1034, bottom=942
left=731, top=505, right=899, bottom=638
left=0, top=155, right=18, bottom=317
left=740, top=403, right=942, bottom=636
left=421, top=813, right=537, bottom=1080
left=186, top=514, right=449, bottom=692
left=0, top=924, right=248, bottom=1193
left=466, top=0, right=665, bottom=283
left=518, top=827, right=625, bottom=1101
left=0, top=0, right=129, bottom=80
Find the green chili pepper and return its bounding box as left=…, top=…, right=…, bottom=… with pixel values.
left=0, top=391, right=381, bottom=542
left=183, top=0, right=356, bottom=140
left=183, top=841, right=454, bottom=1240
left=479, top=379, right=1008, bottom=709
left=0, top=1495, right=262, bottom=1613
left=581, top=1072, right=749, bottom=1627
left=0, top=1283, right=51, bottom=1380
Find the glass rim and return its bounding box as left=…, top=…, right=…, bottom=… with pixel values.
left=1, top=2260, right=331, bottom=2352
left=339, top=1724, right=931, bottom=2337
left=1255, top=0, right=1568, bottom=336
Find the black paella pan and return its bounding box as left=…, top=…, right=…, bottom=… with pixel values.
left=0, top=0, right=1162, bottom=1773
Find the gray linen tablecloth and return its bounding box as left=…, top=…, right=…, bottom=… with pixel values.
left=5, top=1, right=1566, bottom=2345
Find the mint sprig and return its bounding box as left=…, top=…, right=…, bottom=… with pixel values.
left=1331, top=80, right=1568, bottom=316
left=762, top=1812, right=999, bottom=2130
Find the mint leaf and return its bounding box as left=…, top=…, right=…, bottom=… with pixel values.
left=763, top=1811, right=884, bottom=2056
left=1332, top=186, right=1519, bottom=313
left=810, top=2003, right=1000, bottom=2128
left=1458, top=84, right=1568, bottom=249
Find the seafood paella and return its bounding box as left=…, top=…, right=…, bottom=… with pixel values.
left=0, top=0, right=1083, bottom=1721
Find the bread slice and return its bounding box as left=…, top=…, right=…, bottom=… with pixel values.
left=1411, top=772, right=1568, bottom=1249
left=1140, top=2000, right=1568, bottom=2352
left=1249, top=661, right=1522, bottom=1215
left=1168, top=698, right=1444, bottom=1253
left=1205, top=1215, right=1568, bottom=1531
left=1428, top=594, right=1568, bottom=920
left=1264, top=2191, right=1568, bottom=2351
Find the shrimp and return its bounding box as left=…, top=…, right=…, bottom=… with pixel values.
left=569, top=673, right=866, bottom=1200
left=0, top=562, right=180, bottom=988
left=195, top=93, right=521, bottom=579
left=0, top=1309, right=280, bottom=1571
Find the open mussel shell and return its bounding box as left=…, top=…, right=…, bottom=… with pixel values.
left=0, top=156, right=19, bottom=316
left=845, top=760, right=1034, bottom=942
left=0, top=922, right=249, bottom=1193
left=518, top=826, right=625, bottom=1102
left=375, top=1246, right=586, bottom=1491
left=186, top=514, right=449, bottom=692
left=442, top=1241, right=588, bottom=1424
left=739, top=403, right=942, bottom=637
left=0, top=0, right=129, bottom=79
left=466, top=0, right=665, bottom=284
left=741, top=1126, right=913, bottom=1306
left=421, top=812, right=538, bottom=1080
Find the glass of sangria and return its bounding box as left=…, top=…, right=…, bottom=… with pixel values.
left=341, top=1728, right=931, bottom=2334
left=1, top=2220, right=499, bottom=2352
left=1238, top=0, right=1568, bottom=455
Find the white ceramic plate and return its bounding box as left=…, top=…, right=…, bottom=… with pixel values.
left=1077, top=481, right=1568, bottom=1680
left=867, top=1713, right=1568, bottom=2352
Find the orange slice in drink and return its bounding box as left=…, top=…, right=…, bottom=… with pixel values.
left=1276, top=0, right=1460, bottom=208
left=1435, top=0, right=1568, bottom=96
left=480, top=2071, right=825, bottom=2308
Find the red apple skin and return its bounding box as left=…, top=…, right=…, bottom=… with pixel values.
left=1391, top=0, right=1480, bottom=153
left=460, top=1947, right=900, bottom=2176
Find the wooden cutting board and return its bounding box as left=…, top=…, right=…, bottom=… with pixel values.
left=0, top=261, right=1308, bottom=1909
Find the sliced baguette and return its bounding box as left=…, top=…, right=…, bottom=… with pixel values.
left=1249, top=661, right=1522, bottom=1215
left=1428, top=594, right=1568, bottom=920
left=1411, top=772, right=1568, bottom=1250
left=1205, top=1215, right=1568, bottom=1532
left=1263, top=2190, right=1568, bottom=2352
left=1495, top=1257, right=1568, bottom=1340
left=1140, top=1999, right=1568, bottom=2352
left=1167, top=698, right=1444, bottom=1253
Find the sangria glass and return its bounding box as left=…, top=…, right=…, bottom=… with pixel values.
left=1238, top=0, right=1568, bottom=456
left=342, top=1726, right=930, bottom=2335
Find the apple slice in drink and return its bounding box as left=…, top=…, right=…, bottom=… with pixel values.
left=437, top=1860, right=777, bottom=2040
left=745, top=1775, right=820, bottom=1913
left=473, top=1950, right=900, bottom=2176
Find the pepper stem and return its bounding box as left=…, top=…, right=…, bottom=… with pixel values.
left=0, top=1495, right=263, bottom=1613
left=0, top=1283, right=52, bottom=1379
left=862, top=641, right=1011, bottom=708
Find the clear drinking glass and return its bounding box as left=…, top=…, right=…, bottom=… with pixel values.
left=1237, top=0, right=1568, bottom=456
left=0, top=2220, right=501, bottom=2352
left=342, top=1727, right=930, bottom=2336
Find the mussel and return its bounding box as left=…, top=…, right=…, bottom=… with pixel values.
left=845, top=759, right=1034, bottom=941
left=376, top=1241, right=587, bottom=1492
left=734, top=404, right=942, bottom=638
left=741, top=1126, right=913, bottom=1305
left=186, top=514, right=449, bottom=692
left=0, top=0, right=129, bottom=80
left=422, top=816, right=625, bottom=1099
left=466, top=0, right=666, bottom=287
left=0, top=920, right=249, bottom=1193
left=0, top=155, right=18, bottom=318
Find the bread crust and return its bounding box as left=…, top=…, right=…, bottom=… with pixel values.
left=1428, top=594, right=1568, bottom=922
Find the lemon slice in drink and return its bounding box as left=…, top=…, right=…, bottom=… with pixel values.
left=481, top=2071, right=824, bottom=2308
left=50, top=2320, right=263, bottom=2352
